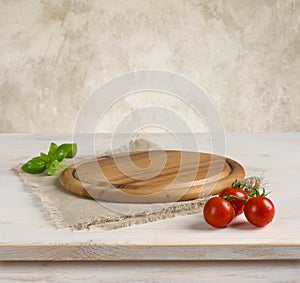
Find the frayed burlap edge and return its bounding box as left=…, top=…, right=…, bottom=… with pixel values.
left=12, top=164, right=208, bottom=230
left=72, top=176, right=265, bottom=230
left=12, top=161, right=264, bottom=231
left=73, top=197, right=208, bottom=230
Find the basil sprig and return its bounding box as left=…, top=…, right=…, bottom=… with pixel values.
left=21, top=142, right=77, bottom=175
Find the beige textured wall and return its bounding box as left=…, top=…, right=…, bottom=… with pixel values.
left=0, top=0, right=299, bottom=133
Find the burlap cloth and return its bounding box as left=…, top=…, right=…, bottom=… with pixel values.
left=13, top=139, right=261, bottom=230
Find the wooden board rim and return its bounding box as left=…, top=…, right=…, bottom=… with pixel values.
left=59, top=151, right=245, bottom=203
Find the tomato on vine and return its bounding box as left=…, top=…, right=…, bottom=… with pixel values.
left=203, top=197, right=235, bottom=228
left=203, top=179, right=276, bottom=229
left=219, top=188, right=248, bottom=216
left=244, top=196, right=275, bottom=227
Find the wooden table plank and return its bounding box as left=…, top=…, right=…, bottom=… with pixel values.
left=1, top=260, right=300, bottom=282
left=0, top=133, right=300, bottom=261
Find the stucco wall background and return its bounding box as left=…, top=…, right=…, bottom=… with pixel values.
left=0, top=0, right=299, bottom=133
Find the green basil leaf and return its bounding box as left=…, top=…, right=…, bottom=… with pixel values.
left=47, top=142, right=58, bottom=163
left=47, top=160, right=66, bottom=176
left=22, top=141, right=77, bottom=175
left=53, top=148, right=67, bottom=162
left=56, top=143, right=77, bottom=159
left=40, top=152, right=48, bottom=162
left=66, top=143, right=77, bottom=158
left=21, top=156, right=46, bottom=174
left=49, top=142, right=58, bottom=154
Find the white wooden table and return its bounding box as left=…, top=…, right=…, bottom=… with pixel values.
left=0, top=133, right=299, bottom=282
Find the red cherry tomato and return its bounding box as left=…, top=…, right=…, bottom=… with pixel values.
left=203, top=197, right=235, bottom=228
left=219, top=188, right=248, bottom=216
left=244, top=196, right=275, bottom=227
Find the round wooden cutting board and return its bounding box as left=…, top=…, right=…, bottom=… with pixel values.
left=59, top=150, right=245, bottom=203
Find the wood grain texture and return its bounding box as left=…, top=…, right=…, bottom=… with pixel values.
left=1, top=133, right=300, bottom=263
left=1, top=260, right=300, bottom=283
left=59, top=150, right=245, bottom=203
left=0, top=244, right=299, bottom=261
